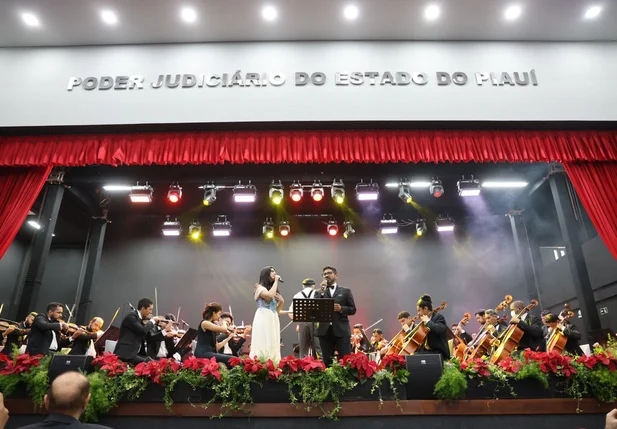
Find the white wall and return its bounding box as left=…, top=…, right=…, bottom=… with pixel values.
left=1, top=41, right=616, bottom=127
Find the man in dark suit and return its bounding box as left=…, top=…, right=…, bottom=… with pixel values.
left=217, top=312, right=251, bottom=357
left=451, top=323, right=473, bottom=345
left=416, top=295, right=450, bottom=360
left=68, top=317, right=104, bottom=356
left=509, top=300, right=545, bottom=352
left=542, top=312, right=583, bottom=355
left=114, top=298, right=162, bottom=364
left=1, top=312, right=36, bottom=357
left=26, top=303, right=69, bottom=356
left=316, top=265, right=357, bottom=366
left=15, top=371, right=111, bottom=429
left=147, top=313, right=179, bottom=360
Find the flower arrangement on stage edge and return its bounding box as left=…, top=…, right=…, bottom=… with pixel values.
left=0, top=352, right=48, bottom=405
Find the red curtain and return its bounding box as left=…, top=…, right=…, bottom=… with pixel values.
left=1, top=130, right=617, bottom=166
left=0, top=167, right=52, bottom=260
left=563, top=162, right=617, bottom=261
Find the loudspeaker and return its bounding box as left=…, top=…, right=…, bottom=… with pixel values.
left=48, top=355, right=94, bottom=383
left=404, top=353, right=443, bottom=400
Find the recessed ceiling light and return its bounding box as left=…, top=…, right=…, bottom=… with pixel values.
left=101, top=10, right=118, bottom=25
left=343, top=4, right=359, bottom=20
left=21, top=12, right=40, bottom=27
left=424, top=4, right=441, bottom=21
left=262, top=5, right=278, bottom=21
left=180, top=7, right=197, bottom=23
left=504, top=4, right=522, bottom=21
left=584, top=5, right=602, bottom=19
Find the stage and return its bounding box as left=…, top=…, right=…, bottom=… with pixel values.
left=5, top=398, right=612, bottom=429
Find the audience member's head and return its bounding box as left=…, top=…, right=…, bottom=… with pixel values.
left=44, top=372, right=91, bottom=419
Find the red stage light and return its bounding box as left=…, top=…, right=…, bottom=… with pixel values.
left=291, top=192, right=302, bottom=202
left=433, top=189, right=443, bottom=198
left=280, top=229, right=289, bottom=237
left=312, top=192, right=323, bottom=202
left=167, top=184, right=182, bottom=204
left=168, top=193, right=180, bottom=203
left=328, top=228, right=337, bottom=236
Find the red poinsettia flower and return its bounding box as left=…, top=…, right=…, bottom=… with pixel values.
left=340, top=352, right=378, bottom=380
left=229, top=357, right=244, bottom=367
left=134, top=358, right=180, bottom=384
left=461, top=358, right=491, bottom=377
left=497, top=356, right=523, bottom=374
left=265, top=359, right=282, bottom=380
left=92, top=352, right=127, bottom=377
left=380, top=354, right=407, bottom=374
left=200, top=357, right=221, bottom=382
left=0, top=353, right=43, bottom=375
left=524, top=350, right=577, bottom=377
left=278, top=356, right=302, bottom=374
left=298, top=356, right=326, bottom=373
left=243, top=357, right=265, bottom=374
left=182, top=356, right=208, bottom=372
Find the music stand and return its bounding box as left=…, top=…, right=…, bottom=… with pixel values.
left=176, top=328, right=198, bottom=352
left=94, top=326, right=120, bottom=356
left=292, top=298, right=334, bottom=334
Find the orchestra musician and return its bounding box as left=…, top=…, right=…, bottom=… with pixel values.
left=475, top=310, right=487, bottom=325
left=371, top=329, right=388, bottom=355
left=195, top=302, right=236, bottom=367
left=542, top=312, right=583, bottom=356
left=26, top=303, right=70, bottom=356
left=508, top=300, right=545, bottom=353
left=68, top=317, right=104, bottom=356
left=147, top=313, right=179, bottom=360
left=485, top=309, right=508, bottom=338
left=316, top=265, right=357, bottom=366
left=114, top=298, right=163, bottom=364
left=1, top=312, right=36, bottom=357
left=217, top=312, right=252, bottom=357
left=397, top=311, right=415, bottom=334
left=351, top=324, right=372, bottom=353
left=451, top=323, right=473, bottom=344
left=415, top=295, right=450, bottom=360
left=288, top=278, right=323, bottom=359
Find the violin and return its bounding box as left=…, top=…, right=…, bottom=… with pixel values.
left=489, top=299, right=538, bottom=364
left=546, top=303, right=575, bottom=354
left=398, top=301, right=448, bottom=357
left=59, top=320, right=87, bottom=336
left=452, top=312, right=472, bottom=361
left=0, top=320, right=20, bottom=333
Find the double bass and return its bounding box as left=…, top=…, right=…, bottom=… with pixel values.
left=463, top=295, right=512, bottom=361
left=452, top=312, right=472, bottom=361
left=489, top=299, right=538, bottom=364
left=546, top=303, right=575, bottom=353
left=398, top=301, right=447, bottom=356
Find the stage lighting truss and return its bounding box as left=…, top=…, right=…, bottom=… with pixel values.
left=129, top=183, right=154, bottom=203
left=212, top=215, right=232, bottom=237
left=167, top=183, right=182, bottom=203
left=289, top=182, right=304, bottom=202
left=435, top=216, right=455, bottom=232
left=263, top=218, right=275, bottom=239
left=279, top=220, right=291, bottom=237
left=269, top=181, right=284, bottom=205
left=458, top=176, right=481, bottom=197
left=311, top=181, right=325, bottom=202
left=233, top=182, right=257, bottom=203
left=398, top=182, right=413, bottom=204
left=200, top=183, right=218, bottom=206
left=430, top=178, right=444, bottom=198
left=416, top=219, right=427, bottom=236
left=162, top=216, right=182, bottom=236
left=343, top=221, right=356, bottom=238
left=380, top=214, right=399, bottom=235
left=189, top=220, right=202, bottom=240
left=331, top=179, right=345, bottom=204
left=326, top=219, right=339, bottom=236
left=355, top=180, right=379, bottom=201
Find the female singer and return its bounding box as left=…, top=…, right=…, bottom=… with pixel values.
left=195, top=302, right=236, bottom=367
left=250, top=266, right=285, bottom=362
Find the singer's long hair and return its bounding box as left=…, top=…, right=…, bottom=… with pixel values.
left=258, top=266, right=276, bottom=290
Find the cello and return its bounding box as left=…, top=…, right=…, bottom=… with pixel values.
left=546, top=303, right=575, bottom=353
left=452, top=312, right=472, bottom=361
left=398, top=301, right=447, bottom=356
left=463, top=295, right=512, bottom=361
left=381, top=316, right=419, bottom=358
left=489, top=299, right=538, bottom=364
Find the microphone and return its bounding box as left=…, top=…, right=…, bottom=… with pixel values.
left=278, top=277, right=284, bottom=283
left=180, top=319, right=189, bottom=327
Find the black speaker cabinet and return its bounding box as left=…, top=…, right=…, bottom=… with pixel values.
left=48, top=354, right=94, bottom=383
left=404, top=353, right=443, bottom=400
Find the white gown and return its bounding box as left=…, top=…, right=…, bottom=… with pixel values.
left=250, top=286, right=281, bottom=363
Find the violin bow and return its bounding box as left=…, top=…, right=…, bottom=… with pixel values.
left=365, top=319, right=383, bottom=332
left=176, top=307, right=181, bottom=324
left=65, top=304, right=75, bottom=324
left=280, top=320, right=294, bottom=333
left=0, top=303, right=3, bottom=317
left=154, top=288, right=159, bottom=316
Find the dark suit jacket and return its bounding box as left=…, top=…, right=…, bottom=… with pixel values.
left=216, top=334, right=246, bottom=356
left=26, top=315, right=63, bottom=356
left=146, top=328, right=178, bottom=359
left=1, top=321, right=29, bottom=357
left=420, top=313, right=450, bottom=360
left=459, top=331, right=473, bottom=344
left=545, top=322, right=583, bottom=356
left=68, top=329, right=99, bottom=356
left=315, top=285, right=357, bottom=338
left=113, top=312, right=155, bottom=362
left=516, top=314, right=545, bottom=352
left=16, top=413, right=112, bottom=429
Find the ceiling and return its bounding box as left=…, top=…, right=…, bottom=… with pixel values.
left=1, top=0, right=615, bottom=48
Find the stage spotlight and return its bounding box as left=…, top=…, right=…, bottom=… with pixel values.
left=398, top=183, right=413, bottom=204
left=326, top=220, right=339, bottom=236
left=233, top=182, right=257, bottom=203
left=416, top=219, right=427, bottom=236
left=289, top=182, right=303, bottom=202
left=167, top=183, right=182, bottom=203
left=279, top=220, right=290, bottom=237
left=189, top=220, right=202, bottom=240
left=311, top=181, right=324, bottom=202
left=355, top=181, right=379, bottom=201
left=457, top=177, right=481, bottom=197
left=27, top=220, right=41, bottom=230
left=430, top=178, right=444, bottom=198
left=201, top=183, right=217, bottom=206
left=331, top=179, right=345, bottom=204
left=343, top=221, right=355, bottom=239
left=212, top=215, right=232, bottom=237
left=380, top=214, right=399, bottom=235
left=435, top=216, right=455, bottom=232
left=269, top=181, right=284, bottom=205
left=162, top=217, right=182, bottom=236
left=129, top=184, right=154, bottom=203
left=263, top=218, right=275, bottom=239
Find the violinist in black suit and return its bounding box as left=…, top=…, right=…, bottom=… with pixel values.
left=542, top=312, right=583, bottom=356
left=509, top=300, right=545, bottom=352
left=1, top=312, right=36, bottom=357
left=68, top=317, right=104, bottom=356
left=316, top=265, right=357, bottom=366
left=146, top=313, right=179, bottom=360
left=415, top=294, right=450, bottom=360
left=114, top=298, right=163, bottom=364
left=26, top=303, right=69, bottom=356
